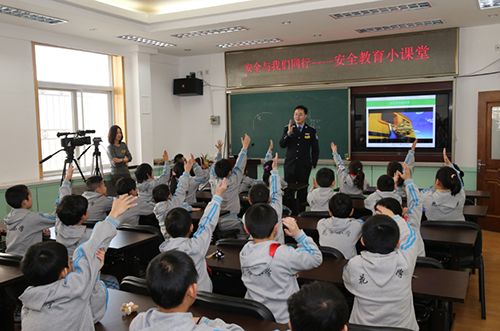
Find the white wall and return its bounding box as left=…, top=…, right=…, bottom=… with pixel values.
left=455, top=23, right=500, bottom=168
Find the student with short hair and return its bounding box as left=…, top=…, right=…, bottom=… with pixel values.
left=387, top=139, right=417, bottom=198
left=129, top=250, right=243, bottom=331
left=287, top=281, right=349, bottom=331
left=135, top=150, right=170, bottom=202
left=307, top=167, right=336, bottom=211
left=245, top=153, right=284, bottom=243
left=153, top=159, right=194, bottom=235
left=55, top=194, right=89, bottom=258
left=331, top=143, right=368, bottom=195
left=158, top=179, right=227, bottom=292
left=19, top=195, right=136, bottom=331
left=170, top=154, right=209, bottom=205
left=240, top=204, right=322, bottom=323
left=343, top=164, right=422, bottom=330
left=422, top=149, right=465, bottom=221
left=209, top=134, right=251, bottom=232
left=364, top=174, right=402, bottom=213
left=317, top=193, right=363, bottom=259
left=115, top=177, right=155, bottom=226
left=4, top=180, right=60, bottom=256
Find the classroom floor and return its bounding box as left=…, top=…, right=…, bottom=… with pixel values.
left=453, top=230, right=500, bottom=331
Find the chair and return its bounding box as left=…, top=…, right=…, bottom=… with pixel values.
left=138, top=213, right=161, bottom=231
left=349, top=324, right=412, bottom=331
left=216, top=238, right=249, bottom=248
left=117, top=224, right=163, bottom=238
left=0, top=253, right=22, bottom=266
left=319, top=246, right=345, bottom=259
left=298, top=211, right=330, bottom=218
left=421, top=220, right=485, bottom=319
left=352, top=207, right=373, bottom=220
left=120, top=276, right=149, bottom=296
left=195, top=291, right=276, bottom=322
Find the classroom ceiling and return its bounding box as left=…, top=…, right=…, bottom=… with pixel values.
left=1, top=0, right=500, bottom=56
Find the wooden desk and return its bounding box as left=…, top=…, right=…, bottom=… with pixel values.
left=196, top=191, right=249, bottom=205
left=190, top=209, right=230, bottom=222
left=463, top=205, right=488, bottom=218
left=465, top=190, right=491, bottom=200
left=49, top=228, right=158, bottom=251
left=206, top=245, right=469, bottom=303
left=0, top=264, right=23, bottom=287
left=95, top=289, right=286, bottom=331
left=420, top=226, right=478, bottom=247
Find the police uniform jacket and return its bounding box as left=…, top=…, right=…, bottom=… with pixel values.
left=279, top=123, right=319, bottom=179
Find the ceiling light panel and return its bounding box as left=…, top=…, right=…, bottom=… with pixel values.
left=118, top=35, right=176, bottom=47
left=330, top=2, right=431, bottom=19
left=217, top=38, right=283, bottom=49
left=478, top=0, right=500, bottom=9
left=356, top=19, right=444, bottom=33
left=0, top=4, right=67, bottom=24
left=171, top=26, right=248, bottom=39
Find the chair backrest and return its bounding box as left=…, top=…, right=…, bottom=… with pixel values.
left=298, top=211, right=330, bottom=218
left=319, top=246, right=345, bottom=259
left=195, top=291, right=276, bottom=322
left=120, top=276, right=149, bottom=296
left=349, top=324, right=413, bottom=331
left=421, top=220, right=482, bottom=257
left=0, top=252, right=22, bottom=266
left=416, top=256, right=443, bottom=269
left=216, top=238, right=249, bottom=247
left=117, top=224, right=163, bottom=238
left=352, top=207, right=373, bottom=220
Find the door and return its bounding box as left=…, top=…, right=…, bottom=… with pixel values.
left=477, top=91, right=500, bottom=231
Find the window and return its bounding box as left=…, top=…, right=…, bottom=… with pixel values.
left=34, top=44, right=124, bottom=175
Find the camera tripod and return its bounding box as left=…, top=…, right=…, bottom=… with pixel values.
left=78, top=138, right=104, bottom=177
left=40, top=146, right=86, bottom=185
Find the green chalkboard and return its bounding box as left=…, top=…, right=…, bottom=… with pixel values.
left=229, top=89, right=349, bottom=159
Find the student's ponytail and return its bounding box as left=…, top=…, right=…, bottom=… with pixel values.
left=436, top=166, right=462, bottom=196
left=262, top=160, right=273, bottom=186
left=349, top=160, right=365, bottom=191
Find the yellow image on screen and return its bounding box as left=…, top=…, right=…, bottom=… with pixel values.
left=368, top=112, right=416, bottom=141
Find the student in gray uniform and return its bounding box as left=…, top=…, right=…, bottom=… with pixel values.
left=170, top=155, right=208, bottom=205
left=364, top=175, right=402, bottom=214
left=240, top=204, right=322, bottom=323
left=159, top=179, right=227, bottom=292
left=19, top=195, right=136, bottom=331
left=135, top=150, right=170, bottom=203
left=209, top=134, right=251, bottom=232
left=317, top=193, right=363, bottom=259
left=55, top=194, right=90, bottom=258
left=307, top=168, right=336, bottom=211
left=244, top=153, right=284, bottom=243
left=343, top=165, right=422, bottom=331
left=153, top=159, right=194, bottom=235
left=331, top=142, right=368, bottom=195
left=4, top=185, right=56, bottom=256
left=129, top=250, right=243, bottom=331
left=422, top=149, right=465, bottom=221
left=81, top=176, right=113, bottom=221
left=115, top=177, right=155, bottom=226
left=287, top=281, right=349, bottom=331
left=387, top=139, right=417, bottom=198
left=262, top=140, right=288, bottom=190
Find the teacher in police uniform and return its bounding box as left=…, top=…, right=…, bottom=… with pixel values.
left=279, top=105, right=319, bottom=214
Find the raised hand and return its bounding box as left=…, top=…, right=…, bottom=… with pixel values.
left=287, top=120, right=294, bottom=136
left=96, top=248, right=106, bottom=269
left=184, top=158, right=195, bottom=174
left=162, top=150, right=169, bottom=161
left=411, top=139, right=418, bottom=151
left=272, top=153, right=278, bottom=170
left=268, top=139, right=274, bottom=152
left=215, top=140, right=224, bottom=152
left=215, top=178, right=228, bottom=196
left=398, top=163, right=412, bottom=181
left=109, top=194, right=137, bottom=219
left=241, top=134, right=251, bottom=149
left=375, top=204, right=395, bottom=217
left=443, top=148, right=452, bottom=166
left=331, top=142, right=337, bottom=154
left=312, top=178, right=318, bottom=189
left=65, top=164, right=74, bottom=181
left=283, top=217, right=301, bottom=238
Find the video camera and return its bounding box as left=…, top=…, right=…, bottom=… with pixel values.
left=57, top=130, right=95, bottom=149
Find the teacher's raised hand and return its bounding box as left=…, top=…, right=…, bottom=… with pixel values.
left=287, top=119, right=294, bottom=136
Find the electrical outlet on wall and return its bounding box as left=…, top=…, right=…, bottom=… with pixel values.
left=210, top=115, right=220, bottom=125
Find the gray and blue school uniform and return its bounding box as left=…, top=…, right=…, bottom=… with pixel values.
left=137, top=162, right=170, bottom=203
left=307, top=187, right=336, bottom=211
left=364, top=190, right=402, bottom=214
left=185, top=163, right=210, bottom=205
left=153, top=172, right=191, bottom=235
left=394, top=149, right=415, bottom=198
left=209, top=148, right=248, bottom=231
left=332, top=152, right=369, bottom=195
left=130, top=309, right=243, bottom=331
left=240, top=230, right=322, bottom=323
left=159, top=195, right=222, bottom=292
left=317, top=217, right=363, bottom=259
left=422, top=165, right=465, bottom=221
left=19, top=216, right=120, bottom=331
left=342, top=179, right=423, bottom=331
left=117, top=199, right=155, bottom=226
left=60, top=179, right=113, bottom=222
left=55, top=220, right=90, bottom=258
left=264, top=150, right=288, bottom=189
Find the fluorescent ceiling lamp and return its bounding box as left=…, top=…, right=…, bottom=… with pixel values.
left=217, top=38, right=283, bottom=49
left=478, top=0, right=500, bottom=9
left=172, top=26, right=248, bottom=38
left=118, top=35, right=176, bottom=47
left=96, top=0, right=251, bottom=15
left=330, top=2, right=431, bottom=19
left=0, top=4, right=67, bottom=24
left=356, top=19, right=444, bottom=33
